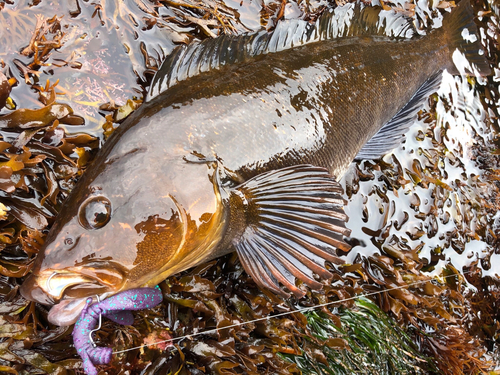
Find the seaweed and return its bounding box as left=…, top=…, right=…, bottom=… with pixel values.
left=281, top=297, right=437, bottom=375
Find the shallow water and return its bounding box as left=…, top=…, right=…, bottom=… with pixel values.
left=0, top=0, right=185, bottom=132
left=343, top=70, right=498, bottom=277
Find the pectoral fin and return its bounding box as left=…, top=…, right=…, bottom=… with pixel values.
left=230, top=165, right=351, bottom=298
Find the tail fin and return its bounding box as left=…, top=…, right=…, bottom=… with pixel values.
left=444, top=0, right=491, bottom=76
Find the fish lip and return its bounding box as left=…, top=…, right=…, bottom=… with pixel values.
left=46, top=293, right=109, bottom=326
left=21, top=259, right=127, bottom=305
left=44, top=271, right=96, bottom=299
left=47, top=297, right=88, bottom=326
left=20, top=275, right=89, bottom=326
left=22, top=272, right=114, bottom=326
left=29, top=270, right=98, bottom=302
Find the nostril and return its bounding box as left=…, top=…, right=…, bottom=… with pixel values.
left=63, top=236, right=79, bottom=251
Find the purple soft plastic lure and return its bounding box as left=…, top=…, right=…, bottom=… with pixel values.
left=72, top=287, right=163, bottom=375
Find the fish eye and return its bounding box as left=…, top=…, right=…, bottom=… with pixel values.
left=78, top=196, right=112, bottom=230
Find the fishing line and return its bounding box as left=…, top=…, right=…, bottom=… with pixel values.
left=112, top=270, right=471, bottom=355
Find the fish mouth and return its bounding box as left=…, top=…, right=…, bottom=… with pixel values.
left=21, top=259, right=127, bottom=302
left=20, top=267, right=120, bottom=326
left=20, top=270, right=109, bottom=320
left=20, top=272, right=104, bottom=326
left=21, top=269, right=121, bottom=304
left=20, top=274, right=57, bottom=305
left=20, top=260, right=129, bottom=326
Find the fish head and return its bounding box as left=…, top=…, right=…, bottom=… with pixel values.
left=21, top=139, right=228, bottom=325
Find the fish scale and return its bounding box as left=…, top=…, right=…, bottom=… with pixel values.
left=140, top=35, right=446, bottom=179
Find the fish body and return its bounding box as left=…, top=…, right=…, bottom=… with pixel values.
left=21, top=1, right=489, bottom=325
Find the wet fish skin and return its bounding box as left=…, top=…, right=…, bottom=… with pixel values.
left=20, top=1, right=489, bottom=325
left=141, top=35, right=453, bottom=181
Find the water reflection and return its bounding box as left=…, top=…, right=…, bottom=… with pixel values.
left=343, top=70, right=499, bottom=280
left=0, top=0, right=187, bottom=132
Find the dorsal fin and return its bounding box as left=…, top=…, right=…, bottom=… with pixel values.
left=355, top=72, right=443, bottom=161
left=147, top=3, right=415, bottom=100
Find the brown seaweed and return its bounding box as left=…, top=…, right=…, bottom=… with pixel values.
left=0, top=72, right=11, bottom=110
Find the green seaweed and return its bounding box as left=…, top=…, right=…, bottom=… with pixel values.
left=281, top=298, right=437, bottom=375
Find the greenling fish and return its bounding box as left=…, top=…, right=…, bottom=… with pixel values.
left=21, top=1, right=490, bottom=326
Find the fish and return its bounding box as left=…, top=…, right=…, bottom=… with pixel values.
left=20, top=0, right=490, bottom=326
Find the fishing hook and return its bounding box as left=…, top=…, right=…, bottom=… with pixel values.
left=88, top=295, right=101, bottom=348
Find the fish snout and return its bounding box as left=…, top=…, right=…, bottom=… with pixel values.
left=20, top=274, right=56, bottom=305
left=20, top=263, right=128, bottom=326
